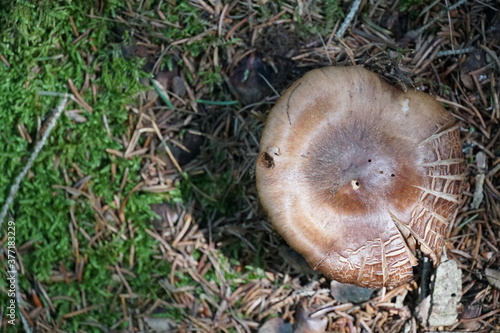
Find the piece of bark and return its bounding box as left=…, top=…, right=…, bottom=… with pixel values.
left=417, top=259, right=462, bottom=327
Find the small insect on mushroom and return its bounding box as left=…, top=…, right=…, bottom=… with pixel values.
left=255, top=66, right=465, bottom=289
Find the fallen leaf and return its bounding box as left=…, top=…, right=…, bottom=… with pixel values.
left=485, top=268, right=500, bottom=289
left=294, top=300, right=328, bottom=333
left=330, top=280, right=374, bottom=304
left=419, top=259, right=462, bottom=327
left=258, top=318, right=293, bottom=333
left=144, top=316, right=176, bottom=332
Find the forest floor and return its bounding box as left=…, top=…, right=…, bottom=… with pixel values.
left=1, top=0, right=499, bottom=332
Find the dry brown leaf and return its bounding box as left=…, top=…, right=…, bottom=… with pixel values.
left=485, top=268, right=500, bottom=289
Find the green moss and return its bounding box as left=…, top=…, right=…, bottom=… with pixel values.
left=295, top=0, right=344, bottom=37
left=0, top=1, right=175, bottom=330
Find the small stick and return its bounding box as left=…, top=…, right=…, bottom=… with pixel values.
left=1, top=93, right=72, bottom=333
left=336, top=0, right=362, bottom=38
left=437, top=47, right=475, bottom=57
left=17, top=277, right=32, bottom=333
left=0, top=94, right=72, bottom=226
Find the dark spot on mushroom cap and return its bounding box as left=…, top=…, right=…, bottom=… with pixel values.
left=256, top=66, right=465, bottom=289
left=259, top=152, right=275, bottom=169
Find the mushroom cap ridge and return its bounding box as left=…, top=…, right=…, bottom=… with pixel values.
left=256, top=66, right=465, bottom=288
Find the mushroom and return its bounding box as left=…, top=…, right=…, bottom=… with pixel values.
left=256, top=66, right=465, bottom=289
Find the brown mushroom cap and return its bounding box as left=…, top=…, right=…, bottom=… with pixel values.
left=256, top=66, right=465, bottom=289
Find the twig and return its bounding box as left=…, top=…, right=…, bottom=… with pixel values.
left=437, top=47, right=475, bottom=57
left=16, top=276, right=32, bottom=333
left=0, top=93, right=72, bottom=226
left=336, top=0, right=362, bottom=38
left=447, top=0, right=468, bottom=11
